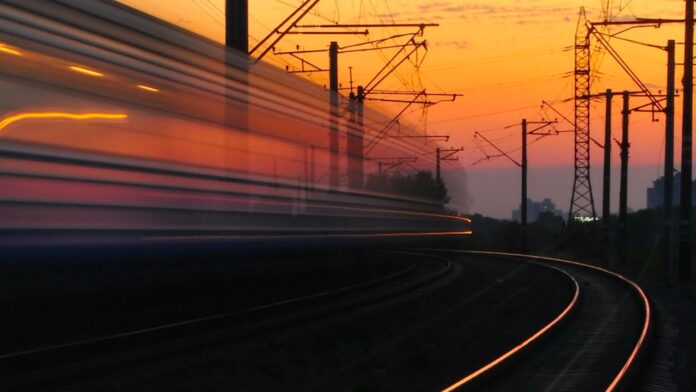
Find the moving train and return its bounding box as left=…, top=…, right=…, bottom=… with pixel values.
left=0, top=0, right=470, bottom=253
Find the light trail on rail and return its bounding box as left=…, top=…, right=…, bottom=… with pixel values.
left=439, top=251, right=651, bottom=392
left=441, top=263, right=580, bottom=391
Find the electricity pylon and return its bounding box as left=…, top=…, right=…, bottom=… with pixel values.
left=569, top=7, right=596, bottom=222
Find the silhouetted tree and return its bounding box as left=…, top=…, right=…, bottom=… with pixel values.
left=365, top=170, right=450, bottom=204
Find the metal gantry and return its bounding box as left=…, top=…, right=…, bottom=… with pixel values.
left=267, top=16, right=460, bottom=189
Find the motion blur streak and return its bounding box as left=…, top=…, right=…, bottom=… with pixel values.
left=136, top=84, right=159, bottom=92
left=68, top=65, right=104, bottom=77
left=0, top=43, right=21, bottom=56
left=0, top=112, right=128, bottom=134
left=146, top=231, right=473, bottom=242
left=0, top=0, right=470, bottom=247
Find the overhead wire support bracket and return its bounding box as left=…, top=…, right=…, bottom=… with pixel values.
left=541, top=100, right=574, bottom=127
left=367, top=156, right=419, bottom=174
left=474, top=131, right=521, bottom=167
left=392, top=135, right=450, bottom=142
left=506, top=119, right=559, bottom=140
left=366, top=156, right=419, bottom=162
left=369, top=90, right=460, bottom=97
left=588, top=21, right=665, bottom=112
left=363, top=97, right=436, bottom=106
left=295, top=23, right=439, bottom=28
left=284, top=30, right=369, bottom=35
left=439, top=146, right=464, bottom=161
left=250, top=0, right=321, bottom=62
left=590, top=18, right=690, bottom=27
left=365, top=90, right=461, bottom=106
left=283, top=52, right=326, bottom=74
left=526, top=120, right=560, bottom=141
left=250, top=0, right=320, bottom=61
left=364, top=90, right=427, bottom=154
left=363, top=41, right=428, bottom=97
left=276, top=42, right=416, bottom=56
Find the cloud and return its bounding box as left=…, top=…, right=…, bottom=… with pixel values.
left=412, top=1, right=579, bottom=25
left=433, top=40, right=471, bottom=49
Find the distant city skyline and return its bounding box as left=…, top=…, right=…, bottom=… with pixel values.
left=647, top=171, right=696, bottom=209
left=446, top=164, right=665, bottom=219
left=512, top=197, right=564, bottom=223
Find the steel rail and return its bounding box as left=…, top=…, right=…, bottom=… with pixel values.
left=441, top=254, right=580, bottom=391
left=439, top=250, right=651, bottom=392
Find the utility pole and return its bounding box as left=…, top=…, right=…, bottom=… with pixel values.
left=225, top=0, right=248, bottom=53
left=521, top=119, right=528, bottom=252
left=664, top=39, right=676, bottom=283
left=680, top=0, right=694, bottom=282
left=436, top=148, right=441, bottom=183
left=310, top=145, right=316, bottom=185
left=329, top=41, right=340, bottom=189
left=303, top=145, right=309, bottom=189
left=347, top=90, right=359, bottom=188
left=435, top=147, right=464, bottom=184
left=435, top=147, right=464, bottom=201
left=475, top=119, right=555, bottom=252
left=619, top=91, right=630, bottom=265
left=356, top=86, right=365, bottom=187
left=602, top=89, right=613, bottom=265
left=347, top=86, right=365, bottom=189
left=225, top=0, right=249, bottom=174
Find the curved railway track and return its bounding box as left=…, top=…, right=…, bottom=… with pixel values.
left=439, top=251, right=650, bottom=392
left=0, top=250, right=650, bottom=392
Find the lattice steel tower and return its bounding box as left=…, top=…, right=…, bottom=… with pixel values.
left=569, top=7, right=597, bottom=221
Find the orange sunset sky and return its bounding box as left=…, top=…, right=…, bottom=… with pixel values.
left=118, top=0, right=689, bottom=217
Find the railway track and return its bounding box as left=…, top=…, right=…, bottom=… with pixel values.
left=0, top=250, right=650, bottom=391
left=439, top=251, right=650, bottom=392
left=0, top=251, right=454, bottom=391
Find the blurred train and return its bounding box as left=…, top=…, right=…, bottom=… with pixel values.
left=0, top=0, right=470, bottom=253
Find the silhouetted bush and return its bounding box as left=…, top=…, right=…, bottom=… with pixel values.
left=464, top=207, right=696, bottom=282
left=365, top=170, right=450, bottom=204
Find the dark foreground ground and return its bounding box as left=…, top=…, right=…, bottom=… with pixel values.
left=1, top=235, right=692, bottom=391
left=1, top=238, right=574, bottom=391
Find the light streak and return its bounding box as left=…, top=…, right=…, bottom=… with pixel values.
left=441, top=262, right=580, bottom=392
left=137, top=84, right=159, bottom=92
left=0, top=43, right=21, bottom=56
left=146, top=231, right=473, bottom=242
left=441, top=251, right=651, bottom=392
left=68, top=65, right=104, bottom=77
left=0, top=112, right=128, bottom=135
left=144, top=191, right=472, bottom=224
left=471, top=252, right=651, bottom=392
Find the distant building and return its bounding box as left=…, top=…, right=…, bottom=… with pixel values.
left=512, top=198, right=564, bottom=223
left=647, top=172, right=696, bottom=209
